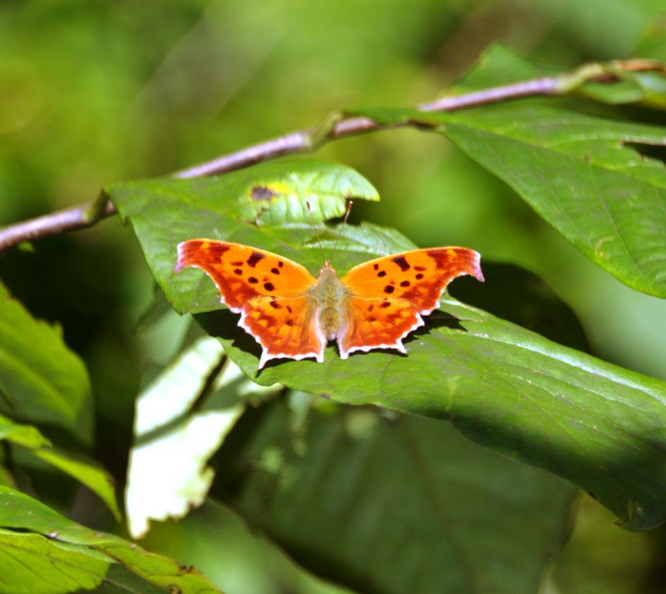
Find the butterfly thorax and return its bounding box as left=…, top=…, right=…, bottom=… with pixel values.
left=313, top=262, right=351, bottom=340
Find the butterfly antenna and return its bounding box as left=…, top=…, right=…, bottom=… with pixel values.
left=305, top=198, right=352, bottom=265
left=328, top=199, right=353, bottom=265
left=305, top=200, right=326, bottom=264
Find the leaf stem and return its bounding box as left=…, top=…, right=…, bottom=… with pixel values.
left=0, top=58, right=661, bottom=252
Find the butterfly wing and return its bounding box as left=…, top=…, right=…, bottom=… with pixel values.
left=241, top=295, right=325, bottom=368
left=176, top=240, right=317, bottom=309
left=338, top=247, right=483, bottom=357
left=176, top=240, right=325, bottom=367
left=338, top=296, right=424, bottom=358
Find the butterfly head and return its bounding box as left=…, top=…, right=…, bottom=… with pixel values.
left=318, top=259, right=337, bottom=276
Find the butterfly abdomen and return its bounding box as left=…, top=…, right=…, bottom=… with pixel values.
left=313, top=266, right=351, bottom=340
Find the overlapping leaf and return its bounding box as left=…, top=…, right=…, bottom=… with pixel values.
left=213, top=398, right=576, bottom=594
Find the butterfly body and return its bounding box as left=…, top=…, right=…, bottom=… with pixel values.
left=312, top=263, right=352, bottom=339
left=176, top=240, right=483, bottom=369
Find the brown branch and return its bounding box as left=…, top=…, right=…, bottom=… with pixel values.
left=0, top=199, right=117, bottom=251
left=169, top=76, right=560, bottom=180
left=1, top=59, right=659, bottom=252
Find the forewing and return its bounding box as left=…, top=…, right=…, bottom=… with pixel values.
left=176, top=239, right=316, bottom=311
left=338, top=297, right=423, bottom=359
left=340, top=247, right=484, bottom=314
left=241, top=295, right=325, bottom=368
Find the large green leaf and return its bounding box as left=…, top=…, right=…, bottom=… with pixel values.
left=0, top=281, right=91, bottom=440
left=439, top=104, right=666, bottom=297
left=0, top=485, right=221, bottom=593
left=213, top=397, right=576, bottom=594
left=351, top=48, right=666, bottom=297
left=110, top=171, right=666, bottom=529
left=200, top=277, right=666, bottom=531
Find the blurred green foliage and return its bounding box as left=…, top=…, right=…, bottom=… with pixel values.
left=2, top=0, right=666, bottom=592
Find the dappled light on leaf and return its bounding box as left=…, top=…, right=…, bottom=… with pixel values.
left=126, top=336, right=282, bottom=538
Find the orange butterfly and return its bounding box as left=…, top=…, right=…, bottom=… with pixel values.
left=175, top=240, right=484, bottom=369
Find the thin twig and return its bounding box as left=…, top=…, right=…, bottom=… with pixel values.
left=0, top=200, right=116, bottom=251
left=0, top=59, right=658, bottom=252
left=170, top=77, right=559, bottom=180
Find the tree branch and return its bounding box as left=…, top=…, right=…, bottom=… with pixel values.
left=0, top=58, right=661, bottom=252
left=168, top=76, right=561, bottom=180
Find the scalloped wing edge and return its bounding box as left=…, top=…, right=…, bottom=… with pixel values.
left=238, top=308, right=326, bottom=369
left=337, top=310, right=426, bottom=360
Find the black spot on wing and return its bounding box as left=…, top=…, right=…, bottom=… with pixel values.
left=391, top=255, right=411, bottom=272
left=264, top=282, right=275, bottom=292
left=377, top=270, right=387, bottom=278
left=246, top=252, right=265, bottom=268
left=384, top=285, right=395, bottom=294
left=248, top=277, right=259, bottom=284
left=400, top=280, right=410, bottom=287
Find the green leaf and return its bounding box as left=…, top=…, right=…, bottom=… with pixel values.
left=0, top=485, right=222, bottom=593
left=108, top=159, right=379, bottom=311
left=0, top=529, right=114, bottom=594
left=213, top=397, right=576, bottom=594
left=0, top=466, right=13, bottom=488
left=578, top=69, right=666, bottom=108
left=0, top=413, right=50, bottom=448
left=0, top=281, right=91, bottom=438
left=111, top=162, right=666, bottom=529
left=351, top=48, right=666, bottom=297
left=218, top=158, right=379, bottom=225
left=198, top=268, right=666, bottom=530
left=438, top=105, right=666, bottom=297
left=0, top=413, right=120, bottom=519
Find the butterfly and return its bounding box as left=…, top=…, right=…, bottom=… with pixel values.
left=175, top=240, right=484, bottom=369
